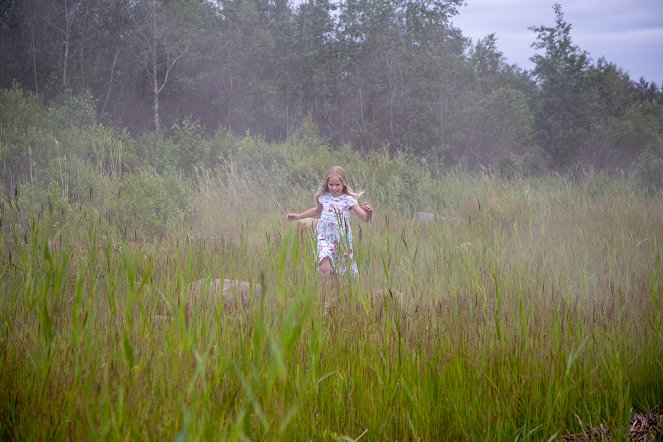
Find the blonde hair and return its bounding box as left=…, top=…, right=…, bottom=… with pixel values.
left=315, top=166, right=364, bottom=200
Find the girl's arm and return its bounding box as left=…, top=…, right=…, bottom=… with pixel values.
left=351, top=202, right=373, bottom=223
left=287, top=201, right=322, bottom=221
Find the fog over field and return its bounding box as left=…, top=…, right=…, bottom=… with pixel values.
left=1, top=0, right=662, bottom=176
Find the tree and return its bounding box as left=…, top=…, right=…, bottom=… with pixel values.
left=290, top=0, right=337, bottom=137
left=44, top=0, right=84, bottom=87
left=450, top=36, right=535, bottom=170
left=333, top=0, right=466, bottom=154
left=125, top=0, right=192, bottom=132
left=529, top=3, right=593, bottom=169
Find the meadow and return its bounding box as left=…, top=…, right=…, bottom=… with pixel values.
left=1, top=165, right=662, bottom=440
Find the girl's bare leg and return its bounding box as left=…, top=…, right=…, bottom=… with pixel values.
left=319, top=257, right=335, bottom=313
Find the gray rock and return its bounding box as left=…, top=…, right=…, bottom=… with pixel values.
left=414, top=212, right=435, bottom=223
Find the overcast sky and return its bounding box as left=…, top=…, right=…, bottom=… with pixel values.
left=451, top=0, right=663, bottom=83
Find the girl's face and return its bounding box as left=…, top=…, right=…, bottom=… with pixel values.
left=327, top=174, right=344, bottom=197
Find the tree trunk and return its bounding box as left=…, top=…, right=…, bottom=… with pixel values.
left=152, top=0, right=159, bottom=133
left=63, top=33, right=69, bottom=87
left=439, top=89, right=448, bottom=150
left=101, top=47, right=119, bottom=118
left=29, top=6, right=38, bottom=94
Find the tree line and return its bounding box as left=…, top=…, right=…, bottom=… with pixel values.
left=1, top=0, right=662, bottom=175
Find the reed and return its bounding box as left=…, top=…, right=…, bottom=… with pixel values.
left=0, top=169, right=661, bottom=440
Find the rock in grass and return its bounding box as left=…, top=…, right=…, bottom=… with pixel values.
left=187, top=278, right=262, bottom=314
left=414, top=212, right=435, bottom=223
left=371, top=289, right=406, bottom=314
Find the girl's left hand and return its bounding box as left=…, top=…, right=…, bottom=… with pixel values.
left=363, top=202, right=373, bottom=218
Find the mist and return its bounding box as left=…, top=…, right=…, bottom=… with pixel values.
left=1, top=0, right=661, bottom=178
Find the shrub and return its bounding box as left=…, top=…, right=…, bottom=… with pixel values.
left=0, top=83, right=45, bottom=133
left=135, top=132, right=179, bottom=173
left=46, top=89, right=97, bottom=129
left=362, top=152, right=425, bottom=210
left=43, top=155, right=118, bottom=209
left=15, top=181, right=73, bottom=227
left=113, top=169, right=191, bottom=237
left=171, top=116, right=211, bottom=173
left=582, top=171, right=622, bottom=198
left=634, top=145, right=663, bottom=195
left=0, top=126, right=55, bottom=191
left=53, top=124, right=137, bottom=176
left=494, top=151, right=523, bottom=179
left=0, top=86, right=52, bottom=190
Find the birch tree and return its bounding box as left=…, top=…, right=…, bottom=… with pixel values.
left=126, top=0, right=191, bottom=132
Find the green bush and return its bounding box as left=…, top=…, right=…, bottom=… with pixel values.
left=581, top=171, right=627, bottom=198
left=634, top=145, right=663, bottom=195
left=521, top=145, right=550, bottom=176
left=0, top=126, right=56, bottom=190
left=53, top=124, right=137, bottom=176
left=43, top=155, right=118, bottom=209
left=15, top=181, right=73, bottom=227
left=46, top=89, right=97, bottom=129
left=135, top=132, right=179, bottom=173
left=0, top=86, right=52, bottom=190
left=171, top=116, right=211, bottom=173
left=0, top=84, right=45, bottom=133
left=113, top=169, right=191, bottom=237
left=494, top=150, right=523, bottom=179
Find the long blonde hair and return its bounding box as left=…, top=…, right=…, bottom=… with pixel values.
left=315, top=166, right=364, bottom=200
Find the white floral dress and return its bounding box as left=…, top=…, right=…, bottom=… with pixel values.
left=317, top=192, right=359, bottom=276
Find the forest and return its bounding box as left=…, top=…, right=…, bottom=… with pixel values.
left=1, top=0, right=662, bottom=185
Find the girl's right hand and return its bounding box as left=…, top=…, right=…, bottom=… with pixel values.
left=287, top=213, right=299, bottom=221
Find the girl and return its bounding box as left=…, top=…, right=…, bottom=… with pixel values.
left=287, top=166, right=373, bottom=277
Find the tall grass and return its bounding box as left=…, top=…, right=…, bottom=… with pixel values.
left=1, top=168, right=662, bottom=440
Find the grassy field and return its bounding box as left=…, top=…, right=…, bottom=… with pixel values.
left=1, top=170, right=662, bottom=440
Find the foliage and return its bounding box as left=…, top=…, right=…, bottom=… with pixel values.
left=113, top=168, right=191, bottom=237
left=14, top=180, right=74, bottom=226
left=171, top=116, right=210, bottom=173
left=1, top=2, right=662, bottom=174
left=529, top=4, right=595, bottom=169
left=634, top=145, right=663, bottom=195
left=0, top=83, right=45, bottom=132
left=43, top=155, right=117, bottom=208
left=46, top=89, right=97, bottom=129
left=135, top=132, right=180, bottom=174
left=0, top=86, right=48, bottom=188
